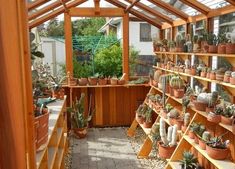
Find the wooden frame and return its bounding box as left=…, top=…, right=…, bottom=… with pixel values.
left=179, top=0, right=210, bottom=15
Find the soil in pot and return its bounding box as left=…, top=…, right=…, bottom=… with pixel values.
left=158, top=142, right=176, bottom=159
left=230, top=77, right=235, bottom=85
left=206, top=145, right=229, bottom=160
left=78, top=78, right=88, bottom=86
left=207, top=113, right=221, bottom=123
left=74, top=127, right=88, bottom=139
left=199, top=139, right=206, bottom=150
left=221, top=116, right=233, bottom=125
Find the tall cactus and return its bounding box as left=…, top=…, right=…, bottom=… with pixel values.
left=160, top=118, right=169, bottom=145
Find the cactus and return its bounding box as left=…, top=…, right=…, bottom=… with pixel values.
left=182, top=96, right=190, bottom=113
left=170, top=76, right=184, bottom=89
left=168, top=109, right=180, bottom=119
left=214, top=106, right=223, bottom=115
left=202, top=131, right=211, bottom=142
left=160, top=118, right=178, bottom=147
left=154, top=70, right=162, bottom=82
left=197, top=93, right=211, bottom=103
left=208, top=91, right=219, bottom=108
left=144, top=107, right=153, bottom=122
left=222, top=104, right=234, bottom=118
left=183, top=113, right=190, bottom=126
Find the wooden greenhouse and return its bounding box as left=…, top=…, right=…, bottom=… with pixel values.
left=1, top=0, right=235, bottom=169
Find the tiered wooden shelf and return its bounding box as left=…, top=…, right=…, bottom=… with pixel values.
left=65, top=83, right=149, bottom=88
left=36, top=97, right=67, bottom=169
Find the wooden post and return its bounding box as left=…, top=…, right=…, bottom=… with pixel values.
left=1, top=0, right=35, bottom=169
left=64, top=12, right=73, bottom=75
left=123, top=12, right=129, bottom=81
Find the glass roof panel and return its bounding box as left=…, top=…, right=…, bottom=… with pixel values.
left=196, top=0, right=229, bottom=9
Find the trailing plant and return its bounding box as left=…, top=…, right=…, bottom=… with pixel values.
left=180, top=151, right=198, bottom=169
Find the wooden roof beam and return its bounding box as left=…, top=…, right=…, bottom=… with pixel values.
left=147, top=0, right=189, bottom=21
left=125, top=0, right=140, bottom=13
left=225, top=0, right=235, bottom=6
left=105, top=0, right=162, bottom=28
left=29, top=0, right=87, bottom=29
left=124, top=0, right=173, bottom=25
left=60, top=0, right=68, bottom=11
left=28, top=0, right=49, bottom=11
left=28, top=0, right=70, bottom=20
left=179, top=0, right=210, bottom=15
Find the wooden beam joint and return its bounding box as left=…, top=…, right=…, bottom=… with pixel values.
left=125, top=0, right=140, bottom=13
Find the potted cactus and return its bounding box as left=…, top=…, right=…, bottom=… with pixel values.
left=181, top=113, right=190, bottom=132
left=193, top=93, right=210, bottom=111
left=143, top=107, right=153, bottom=128
left=206, top=91, right=219, bottom=113
left=207, top=106, right=223, bottom=123
left=230, top=72, right=235, bottom=85
left=200, top=67, right=207, bottom=77
left=217, top=32, right=227, bottom=54
left=210, top=70, right=216, bottom=80
left=215, top=68, right=226, bottom=81
left=161, top=103, right=173, bottom=118
left=167, top=109, right=180, bottom=125
left=170, top=76, right=185, bottom=98
left=198, top=131, right=211, bottom=150
left=194, top=124, right=206, bottom=144
left=206, top=134, right=230, bottom=160
left=224, top=70, right=232, bottom=83
left=207, top=32, right=218, bottom=53
left=135, top=104, right=147, bottom=124
left=206, top=68, right=211, bottom=79
left=158, top=118, right=178, bottom=159
left=226, top=30, right=235, bottom=54
left=175, top=33, right=185, bottom=52
left=153, top=70, right=162, bottom=85
left=193, top=35, right=199, bottom=52
left=180, top=151, right=200, bottom=169
left=221, top=104, right=235, bottom=125
left=188, top=122, right=198, bottom=139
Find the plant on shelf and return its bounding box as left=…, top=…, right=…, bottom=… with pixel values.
left=198, top=131, right=211, bottom=150
left=158, top=118, right=178, bottom=159
left=153, top=70, right=162, bottom=85
left=161, top=103, right=173, bottom=119
left=167, top=109, right=183, bottom=129
left=207, top=32, right=218, bottom=53
left=215, top=68, right=226, bottom=81
left=206, top=133, right=230, bottom=160
left=169, top=75, right=185, bottom=98
left=200, top=67, right=207, bottom=77
left=194, top=124, right=206, bottom=144
left=150, top=122, right=161, bottom=146
left=167, top=40, right=176, bottom=52
left=181, top=112, right=190, bottom=132
left=180, top=151, right=199, bottom=169
left=221, top=104, right=235, bottom=125
left=224, top=70, right=232, bottom=83
left=188, top=122, right=200, bottom=139
left=69, top=93, right=94, bottom=139
left=158, top=74, right=171, bottom=92
left=135, top=104, right=147, bottom=124
left=193, top=92, right=213, bottom=111
left=162, top=39, right=168, bottom=52
left=230, top=71, right=235, bottom=85
left=225, top=29, right=235, bottom=54
left=207, top=106, right=223, bottom=123
left=153, top=36, right=162, bottom=52
left=206, top=91, right=219, bottom=113
left=218, top=31, right=227, bottom=54
left=49, top=75, right=68, bottom=99
left=200, top=30, right=209, bottom=52
left=143, top=107, right=153, bottom=128
left=182, top=96, right=190, bottom=114
left=88, top=73, right=99, bottom=86
left=175, top=33, right=185, bottom=52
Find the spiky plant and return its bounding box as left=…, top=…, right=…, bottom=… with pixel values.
left=180, top=151, right=198, bottom=169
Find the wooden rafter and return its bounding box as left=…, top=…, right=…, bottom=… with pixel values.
left=179, top=0, right=210, bottom=15
left=28, top=0, right=49, bottom=11
left=105, top=0, right=162, bottom=28
left=124, top=0, right=173, bottom=25
left=125, top=0, right=140, bottom=12
left=29, top=0, right=87, bottom=29
left=147, top=0, right=189, bottom=21
left=60, top=0, right=68, bottom=11
left=28, top=0, right=70, bottom=21
left=225, top=0, right=235, bottom=6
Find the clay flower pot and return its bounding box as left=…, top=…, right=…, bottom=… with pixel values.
left=218, top=44, right=226, bottom=54
left=158, top=142, right=176, bottom=159
left=185, top=68, right=191, bottom=74
left=88, top=77, right=98, bottom=85
left=98, top=78, right=108, bottom=85
left=200, top=72, right=206, bottom=78
left=206, top=72, right=210, bottom=79
left=224, top=75, right=230, bottom=83
left=190, top=68, right=196, bottom=76
left=199, top=139, right=206, bottom=150
left=136, top=113, right=145, bottom=124
left=226, top=43, right=235, bottom=54
left=173, top=88, right=184, bottom=98
left=78, top=78, right=88, bottom=86
left=210, top=72, right=216, bottom=80
left=118, top=79, right=125, bottom=85
left=206, top=145, right=229, bottom=160
left=143, top=121, right=152, bottom=128
left=188, top=130, right=195, bottom=139
left=194, top=135, right=199, bottom=144
left=208, top=45, right=218, bottom=53
left=230, top=77, right=235, bottom=85
left=193, top=101, right=207, bottom=112
left=110, top=78, right=118, bottom=85
left=216, top=74, right=224, bottom=81
left=221, top=116, right=233, bottom=125
left=169, top=87, right=174, bottom=96
left=74, top=127, right=88, bottom=139
left=207, top=112, right=221, bottom=123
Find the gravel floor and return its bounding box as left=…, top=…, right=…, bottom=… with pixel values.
left=65, top=127, right=166, bottom=169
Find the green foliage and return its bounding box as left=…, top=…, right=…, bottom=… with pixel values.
left=45, top=18, right=64, bottom=37
left=94, top=44, right=122, bottom=77
left=129, top=46, right=140, bottom=76
left=73, top=59, right=93, bottom=78
left=180, top=151, right=198, bottom=169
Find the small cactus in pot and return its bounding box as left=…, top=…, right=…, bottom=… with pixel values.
left=207, top=106, right=223, bottom=123
left=221, top=104, right=235, bottom=125
left=199, top=131, right=211, bottom=150
left=215, top=68, right=226, bottom=81
left=224, top=70, right=232, bottom=83
left=181, top=113, right=190, bottom=132
left=206, top=91, right=219, bottom=113
left=230, top=71, right=235, bottom=85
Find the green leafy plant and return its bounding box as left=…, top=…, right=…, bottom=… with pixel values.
left=207, top=32, right=218, bottom=45
left=30, top=32, right=44, bottom=61
left=73, top=59, right=93, bottom=78
left=180, top=151, right=198, bottom=169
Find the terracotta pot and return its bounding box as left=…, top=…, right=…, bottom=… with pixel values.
left=188, top=130, right=195, bottom=139
left=226, top=43, right=235, bottom=54
left=175, top=47, right=183, bottom=52
left=143, top=121, right=153, bottom=128
left=224, top=75, right=230, bottom=83
left=158, top=142, right=176, bottom=159
left=193, top=101, right=207, bottom=111
left=230, top=77, right=235, bottom=85
left=210, top=73, right=216, bottom=80
left=98, top=78, right=107, bottom=85
left=190, top=68, right=196, bottom=76
left=88, top=77, right=98, bottom=85
left=78, top=78, right=88, bottom=86
left=199, top=139, right=206, bottom=150
left=221, top=116, right=233, bottom=125
left=208, top=45, right=218, bottom=53
left=173, top=88, right=184, bottom=98
left=194, top=135, right=199, bottom=144
left=207, top=113, right=221, bottom=123
left=206, top=72, right=210, bottom=79
left=206, top=107, right=214, bottom=113
left=118, top=79, right=125, bottom=85
left=110, top=78, right=118, bottom=85
left=216, top=74, right=224, bottom=81
left=34, top=112, right=49, bottom=150
left=206, top=145, right=229, bottom=160
left=181, top=125, right=187, bottom=133
left=200, top=72, right=206, bottom=77
left=218, top=44, right=226, bottom=54
left=136, top=113, right=145, bottom=124
left=165, top=84, right=170, bottom=94
left=69, top=78, right=78, bottom=86
left=169, top=87, right=174, bottom=96
left=74, top=127, right=88, bottom=139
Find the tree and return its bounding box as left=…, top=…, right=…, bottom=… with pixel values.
left=45, top=18, right=64, bottom=37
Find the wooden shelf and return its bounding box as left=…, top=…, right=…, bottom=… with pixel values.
left=184, top=135, right=235, bottom=169
left=169, top=162, right=182, bottom=169
left=155, top=51, right=235, bottom=58
left=139, top=123, right=151, bottom=135
left=64, top=83, right=150, bottom=88
left=153, top=66, right=235, bottom=89
left=48, top=147, right=57, bottom=169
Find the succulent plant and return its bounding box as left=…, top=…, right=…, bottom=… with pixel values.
left=175, top=33, right=185, bottom=48
left=222, top=104, right=235, bottom=118
left=168, top=109, right=180, bottom=119
left=208, top=91, right=219, bottom=108
left=202, top=131, right=211, bottom=142
left=207, top=133, right=229, bottom=149
left=189, top=122, right=205, bottom=137
left=165, top=103, right=173, bottom=112
left=182, top=96, right=190, bottom=113
left=180, top=151, right=198, bottom=169
left=214, top=106, right=223, bottom=115
left=144, top=107, right=153, bottom=123
left=170, top=76, right=184, bottom=89
left=183, top=113, right=190, bottom=127
left=136, top=104, right=148, bottom=116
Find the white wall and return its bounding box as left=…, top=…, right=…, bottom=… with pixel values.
left=40, top=37, right=65, bottom=76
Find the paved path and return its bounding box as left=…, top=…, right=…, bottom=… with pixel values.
left=71, top=127, right=145, bottom=169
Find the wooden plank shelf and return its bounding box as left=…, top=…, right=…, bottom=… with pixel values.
left=64, top=83, right=150, bottom=88
left=48, top=147, right=57, bottom=169
left=169, top=162, right=182, bottom=169
left=153, top=66, right=235, bottom=89
left=184, top=135, right=235, bottom=169
left=139, top=123, right=152, bottom=136
left=155, top=51, right=235, bottom=58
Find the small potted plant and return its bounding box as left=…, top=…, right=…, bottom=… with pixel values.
left=190, top=65, right=197, bottom=76
left=181, top=113, right=190, bottom=132
left=207, top=32, right=218, bottom=53
left=185, top=34, right=193, bottom=52
left=206, top=91, right=219, bottom=113
left=200, top=67, right=207, bottom=77
left=175, top=33, right=185, bottom=52
left=206, top=68, right=211, bottom=79
left=88, top=73, right=99, bottom=85
left=70, top=93, right=93, bottom=139
left=135, top=104, right=147, bottom=124
left=162, top=103, right=173, bottom=118
left=143, top=107, right=153, bottom=128
left=226, top=31, right=235, bottom=54
left=216, top=68, right=226, bottom=81
left=194, top=124, right=206, bottom=144
left=230, top=72, right=235, bottom=85
left=217, top=32, right=227, bottom=54
left=224, top=70, right=232, bottom=83
left=193, top=93, right=209, bottom=111
left=170, top=75, right=185, bottom=98
left=167, top=109, right=182, bottom=128
left=167, top=40, right=176, bottom=52
left=188, top=122, right=198, bottom=139
left=158, top=118, right=178, bottom=159
left=210, top=70, right=216, bottom=80
left=199, top=131, right=211, bottom=150
left=153, top=70, right=162, bottom=85
left=180, top=151, right=200, bottom=169
left=207, top=106, right=223, bottom=123
left=153, top=38, right=162, bottom=52
left=50, top=75, right=67, bottom=100
left=110, top=76, right=118, bottom=85
left=221, top=104, right=235, bottom=125
left=206, top=134, right=230, bottom=160
left=98, top=73, right=108, bottom=85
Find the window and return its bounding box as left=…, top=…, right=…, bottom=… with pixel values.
left=140, top=23, right=151, bottom=42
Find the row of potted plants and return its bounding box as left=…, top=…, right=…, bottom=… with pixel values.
left=153, top=30, right=235, bottom=54
left=188, top=122, right=230, bottom=160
